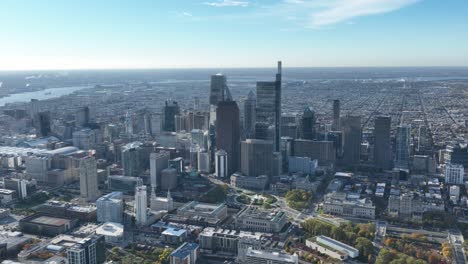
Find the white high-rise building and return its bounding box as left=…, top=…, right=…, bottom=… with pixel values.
left=96, top=192, right=124, bottom=223
left=215, top=150, right=228, bottom=178
left=135, top=185, right=147, bottom=225
left=198, top=149, right=210, bottom=174
left=445, top=163, right=465, bottom=184
left=79, top=156, right=99, bottom=202
left=150, top=152, right=170, bottom=191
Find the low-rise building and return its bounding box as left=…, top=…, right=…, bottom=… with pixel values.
left=161, top=227, right=188, bottom=245
left=19, top=214, right=78, bottom=237
left=230, top=173, right=268, bottom=190
left=323, top=192, right=375, bottom=219
left=245, top=248, right=298, bottom=264
left=175, top=201, right=227, bottom=226
left=234, top=207, right=288, bottom=233
left=306, top=236, right=359, bottom=260
left=95, top=222, right=125, bottom=246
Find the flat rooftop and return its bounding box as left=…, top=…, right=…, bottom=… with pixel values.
left=29, top=216, right=70, bottom=226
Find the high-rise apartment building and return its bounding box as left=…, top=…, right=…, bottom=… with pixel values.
left=374, top=116, right=392, bottom=170
left=134, top=185, right=147, bottom=226
left=96, top=192, right=123, bottom=223
left=79, top=156, right=99, bottom=202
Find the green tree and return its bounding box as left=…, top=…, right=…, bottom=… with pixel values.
left=355, top=237, right=374, bottom=261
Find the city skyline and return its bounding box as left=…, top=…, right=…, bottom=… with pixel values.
left=1, top=0, right=468, bottom=70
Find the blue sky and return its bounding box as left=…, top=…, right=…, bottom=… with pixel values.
left=0, top=0, right=467, bottom=70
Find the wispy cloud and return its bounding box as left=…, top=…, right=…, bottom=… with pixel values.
left=203, top=0, right=250, bottom=7
left=307, top=0, right=421, bottom=27
left=181, top=0, right=420, bottom=28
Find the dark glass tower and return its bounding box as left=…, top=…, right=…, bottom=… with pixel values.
left=374, top=116, right=392, bottom=170
left=162, top=100, right=180, bottom=132
left=332, top=99, right=340, bottom=131
left=243, top=90, right=256, bottom=139
left=255, top=61, right=282, bottom=152
left=216, top=100, right=240, bottom=175
left=341, top=115, right=362, bottom=167
left=301, top=107, right=316, bottom=140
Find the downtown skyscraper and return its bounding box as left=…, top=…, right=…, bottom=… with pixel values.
left=374, top=116, right=392, bottom=170
left=395, top=125, right=411, bottom=169
left=341, top=115, right=362, bottom=167
left=300, top=107, right=316, bottom=140
left=216, top=100, right=240, bottom=175
left=255, top=61, right=282, bottom=152
left=332, top=100, right=341, bottom=131
left=243, top=90, right=256, bottom=139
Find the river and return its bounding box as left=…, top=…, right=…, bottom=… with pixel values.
left=0, top=86, right=91, bottom=107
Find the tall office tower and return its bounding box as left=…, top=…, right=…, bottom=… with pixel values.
left=449, top=143, right=468, bottom=167
left=151, top=113, right=162, bottom=136
left=445, top=163, right=465, bottom=184
left=395, top=125, right=411, bottom=169
left=96, top=192, right=124, bottom=223
left=67, top=235, right=105, bottom=264
left=210, top=73, right=229, bottom=106
left=76, top=106, right=90, bottom=127
left=374, top=116, right=392, bottom=170
left=332, top=100, right=341, bottom=131
left=241, top=139, right=274, bottom=177
left=162, top=100, right=180, bottom=132
left=160, top=168, right=178, bottom=190
left=169, top=157, right=184, bottom=174
left=134, top=108, right=152, bottom=135
left=244, top=90, right=256, bottom=138
left=293, top=140, right=336, bottom=166
left=121, top=142, right=143, bottom=177
left=191, top=129, right=207, bottom=149
left=417, top=125, right=429, bottom=152
left=134, top=185, right=147, bottom=226
left=29, top=99, right=40, bottom=119
left=300, top=107, right=316, bottom=140
left=255, top=61, right=282, bottom=152
left=341, top=115, right=362, bottom=167
left=124, top=111, right=133, bottom=135
left=194, top=96, right=200, bottom=110
left=150, top=152, right=170, bottom=192
left=216, top=101, right=240, bottom=174
left=215, top=150, right=228, bottom=178
left=198, top=149, right=210, bottom=174
left=79, top=156, right=99, bottom=202
left=190, top=145, right=199, bottom=171
left=33, top=111, right=51, bottom=137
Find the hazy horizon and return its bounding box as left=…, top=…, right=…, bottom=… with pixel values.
left=1, top=0, right=468, bottom=70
